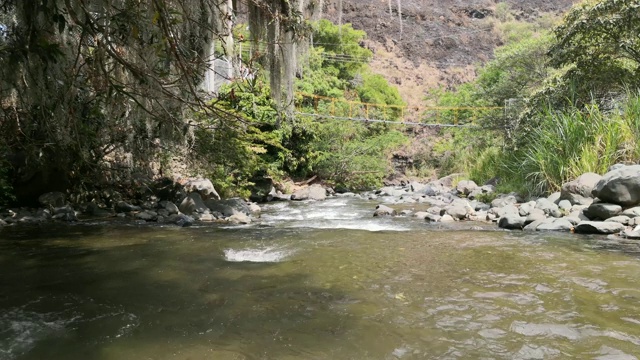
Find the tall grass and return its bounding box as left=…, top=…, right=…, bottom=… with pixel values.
left=469, top=93, right=640, bottom=196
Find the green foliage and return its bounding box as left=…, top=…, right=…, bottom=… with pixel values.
left=312, top=19, right=372, bottom=80
left=356, top=71, right=406, bottom=120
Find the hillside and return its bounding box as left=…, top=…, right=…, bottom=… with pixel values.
left=322, top=0, right=577, bottom=116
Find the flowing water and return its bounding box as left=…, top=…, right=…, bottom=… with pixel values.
left=2, top=196, right=640, bottom=359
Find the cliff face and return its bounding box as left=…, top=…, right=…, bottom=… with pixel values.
left=321, top=0, right=577, bottom=113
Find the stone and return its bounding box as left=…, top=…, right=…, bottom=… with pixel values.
left=0, top=219, right=7, bottom=226
left=446, top=204, right=469, bottom=220
left=228, top=213, right=251, bottom=224
left=424, top=213, right=442, bottom=222
left=196, top=213, right=216, bottom=221
left=585, top=203, right=622, bottom=220
left=525, top=209, right=547, bottom=224
left=491, top=194, right=519, bottom=208
left=52, top=206, right=77, bottom=221
left=605, top=216, right=631, bottom=225
left=574, top=221, right=625, bottom=234
left=206, top=197, right=251, bottom=217
left=136, top=211, right=157, bottom=221
left=558, top=200, right=572, bottom=212
left=84, top=202, right=113, bottom=217
left=498, top=215, right=526, bottom=230
left=535, top=198, right=561, bottom=217
left=469, top=211, right=488, bottom=222
left=169, top=214, right=194, bottom=227
left=547, top=192, right=561, bottom=204
left=179, top=193, right=209, bottom=215
left=248, top=203, right=261, bottom=213
left=560, top=173, right=602, bottom=204
left=630, top=217, right=640, bottom=226
left=414, top=211, right=429, bottom=220
left=373, top=205, right=396, bottom=217
left=496, top=204, right=519, bottom=218
left=38, top=191, right=66, bottom=208
left=400, top=210, right=413, bottom=216
left=519, top=201, right=537, bottom=216
left=292, top=184, right=327, bottom=201
left=409, top=181, right=427, bottom=193
left=537, top=218, right=573, bottom=232
left=435, top=173, right=463, bottom=188
left=622, top=207, right=640, bottom=217
left=440, top=214, right=455, bottom=222
left=115, top=201, right=141, bottom=213
left=184, top=178, right=220, bottom=200
left=592, top=165, right=640, bottom=206
left=622, top=225, right=640, bottom=239
left=523, top=220, right=544, bottom=231
left=158, top=200, right=179, bottom=215
left=456, top=180, right=478, bottom=196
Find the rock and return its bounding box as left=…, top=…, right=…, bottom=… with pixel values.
left=630, top=217, right=640, bottom=226
left=158, top=200, right=179, bottom=215
left=525, top=209, right=547, bottom=224
left=52, top=205, right=77, bottom=221
left=38, top=192, right=66, bottom=208
left=491, top=194, right=519, bottom=208
left=0, top=219, right=7, bottom=226
left=374, top=205, right=396, bottom=217
left=546, top=192, right=561, bottom=204
left=248, top=203, right=261, bottom=213
left=558, top=200, right=572, bottom=212
left=605, top=216, right=631, bottom=225
left=167, top=214, right=194, bottom=227
left=469, top=210, right=488, bottom=222
left=498, top=215, right=526, bottom=230
left=446, top=204, right=469, bottom=220
left=608, top=163, right=627, bottom=172
left=115, top=201, right=141, bottom=213
left=400, top=210, right=413, bottom=216
left=622, top=225, right=640, bottom=239
left=179, top=193, right=209, bottom=215
left=35, top=208, right=52, bottom=220
left=564, top=216, right=582, bottom=226
left=426, top=206, right=443, bottom=215
left=424, top=213, right=442, bottom=222
left=537, top=218, right=573, bottom=232
left=519, top=201, right=537, bottom=216
left=136, top=210, right=157, bottom=221
left=206, top=197, right=251, bottom=217
left=560, top=173, right=602, bottom=204
left=435, top=173, right=463, bottom=188
left=378, top=186, right=407, bottom=197
left=84, top=202, right=113, bottom=217
left=523, top=219, right=544, bottom=231
left=184, top=178, right=220, bottom=200
left=592, top=165, right=640, bottom=206
left=496, top=204, right=519, bottom=218
left=414, top=211, right=429, bottom=220
left=440, top=214, right=455, bottom=222
left=456, top=180, right=478, bottom=196
left=292, top=184, right=327, bottom=201
left=196, top=213, right=216, bottom=221
left=574, top=221, right=626, bottom=234
left=585, top=203, right=622, bottom=220
left=409, top=182, right=427, bottom=193
left=228, top=213, right=251, bottom=224
left=622, top=207, right=640, bottom=217
left=422, top=185, right=438, bottom=197
left=535, top=198, right=561, bottom=217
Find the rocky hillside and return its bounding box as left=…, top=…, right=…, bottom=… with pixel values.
left=323, top=0, right=577, bottom=114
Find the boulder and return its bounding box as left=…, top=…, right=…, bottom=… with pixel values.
left=409, top=182, right=427, bottom=193
left=560, top=173, right=601, bottom=204
left=518, top=201, right=537, bottom=216
left=38, top=192, right=66, bottom=208
left=373, top=205, right=396, bottom=217
left=167, top=213, right=194, bottom=227
left=440, top=214, right=455, bottom=222
left=622, top=225, right=640, bottom=239
left=592, top=165, right=640, bottom=206
left=498, top=215, right=526, bottom=230
left=136, top=210, right=157, bottom=221
left=292, top=184, right=327, bottom=201
left=469, top=211, right=488, bottom=222
left=115, top=201, right=141, bottom=213
left=414, top=211, right=429, bottom=220
left=537, top=218, right=573, bottom=232
left=535, top=198, right=561, bottom=217
left=179, top=193, right=209, bottom=215
left=184, top=178, right=220, bottom=200
left=84, top=202, right=113, bottom=217
left=547, top=192, right=561, bottom=204
left=206, top=197, right=251, bottom=217
left=525, top=209, right=547, bottom=224
left=523, top=219, right=544, bottom=231
left=158, top=200, right=179, bottom=215
left=574, top=221, right=625, bottom=234
left=496, top=204, right=519, bottom=219
left=585, top=203, right=622, bottom=220
left=456, top=180, right=478, bottom=196
left=228, top=213, right=251, bottom=224
left=605, top=216, right=631, bottom=225
left=435, top=173, right=463, bottom=188
left=558, top=200, right=572, bottom=212
left=446, top=204, right=469, bottom=220
left=424, top=213, right=442, bottom=222
left=52, top=205, right=77, bottom=221
left=491, top=194, right=519, bottom=208
left=622, top=207, right=640, bottom=217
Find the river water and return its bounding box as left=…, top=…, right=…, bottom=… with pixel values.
left=2, top=196, right=640, bottom=359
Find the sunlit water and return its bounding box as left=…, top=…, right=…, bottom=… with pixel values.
left=2, top=197, right=640, bottom=359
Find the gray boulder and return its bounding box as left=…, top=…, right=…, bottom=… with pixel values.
left=167, top=213, right=194, bottom=227
left=519, top=201, right=537, bottom=216
left=560, top=173, right=601, bottom=204
left=622, top=225, right=640, bottom=239
left=574, top=221, right=625, bottom=234
left=0, top=219, right=7, bottom=227
left=373, top=205, right=396, bottom=217
left=525, top=209, right=547, bottom=224
left=491, top=194, right=520, bottom=208
left=435, top=173, right=463, bottom=188
left=535, top=198, right=562, bottom=217
left=424, top=213, right=442, bottom=222
left=414, top=211, right=429, bottom=220
left=378, top=186, right=407, bottom=197
left=228, top=213, right=251, bottom=224
left=206, top=197, right=251, bottom=217
left=159, top=200, right=179, bottom=215
left=604, top=215, right=631, bottom=225
left=179, top=193, right=209, bottom=215
left=498, top=215, right=526, bottom=230
left=136, top=210, right=157, bottom=221
left=115, top=201, right=141, bottom=213
left=592, top=165, right=640, bottom=206
left=52, top=205, right=77, bottom=221
left=547, top=192, right=561, bottom=204
left=558, top=200, right=572, bottom=212
left=622, top=207, right=640, bottom=217
left=39, top=192, right=66, bottom=208
left=585, top=203, right=622, bottom=220
left=456, top=180, right=478, bottom=196
left=292, top=184, right=327, bottom=201
left=446, top=204, right=469, bottom=220
left=523, top=219, right=544, bottom=231
left=184, top=178, right=220, bottom=200
left=440, top=214, right=455, bottom=222
left=537, top=218, right=573, bottom=232
left=409, top=182, right=427, bottom=193
left=495, top=204, right=519, bottom=219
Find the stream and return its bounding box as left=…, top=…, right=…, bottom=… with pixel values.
left=2, top=196, right=640, bottom=359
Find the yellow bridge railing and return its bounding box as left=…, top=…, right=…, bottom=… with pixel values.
left=295, top=92, right=503, bottom=126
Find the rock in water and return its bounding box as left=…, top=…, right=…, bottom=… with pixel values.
left=592, top=165, right=640, bottom=206
left=38, top=192, right=66, bottom=208
left=373, top=205, right=396, bottom=217
left=184, top=178, right=220, bottom=200
left=291, top=184, right=327, bottom=201
left=574, top=221, right=625, bottom=234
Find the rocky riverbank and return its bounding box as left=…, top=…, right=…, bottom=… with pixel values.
left=368, top=164, right=640, bottom=239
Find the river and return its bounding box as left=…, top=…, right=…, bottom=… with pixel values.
left=1, top=196, right=640, bottom=359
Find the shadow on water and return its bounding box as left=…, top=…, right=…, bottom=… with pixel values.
left=0, top=223, right=355, bottom=360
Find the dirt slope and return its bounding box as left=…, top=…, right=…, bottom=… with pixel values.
left=323, top=0, right=577, bottom=116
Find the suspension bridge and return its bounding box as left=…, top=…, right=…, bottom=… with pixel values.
left=294, top=92, right=503, bottom=127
